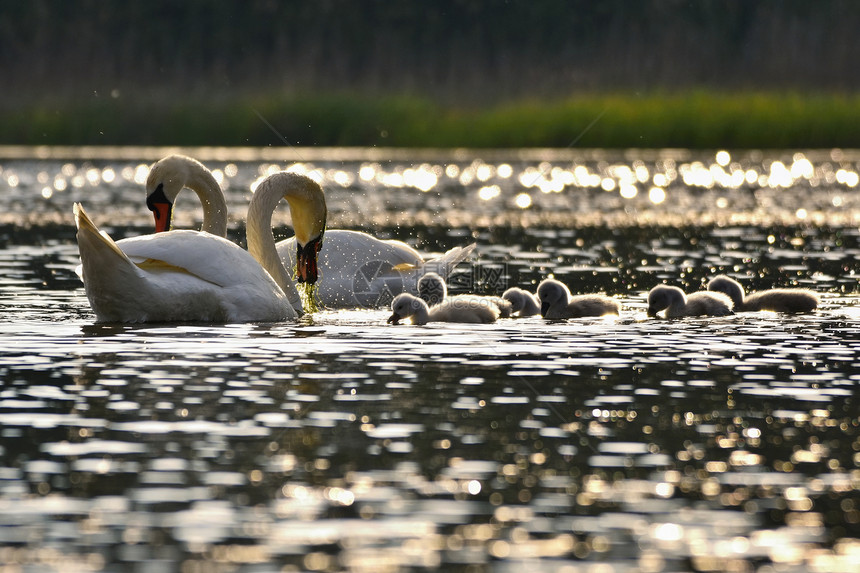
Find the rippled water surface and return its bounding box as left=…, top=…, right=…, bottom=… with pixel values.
left=1, top=147, right=860, bottom=572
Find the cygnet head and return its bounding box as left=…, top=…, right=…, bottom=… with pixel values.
left=388, top=293, right=429, bottom=325
left=417, top=272, right=447, bottom=307
left=536, top=279, right=571, bottom=317
left=502, top=287, right=535, bottom=314
left=707, top=275, right=744, bottom=307
left=647, top=285, right=684, bottom=316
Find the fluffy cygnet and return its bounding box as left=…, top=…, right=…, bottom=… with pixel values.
left=502, top=287, right=540, bottom=317
left=536, top=278, right=621, bottom=319
left=417, top=272, right=513, bottom=317
left=647, top=284, right=733, bottom=318
left=388, top=292, right=500, bottom=325
left=707, top=275, right=819, bottom=313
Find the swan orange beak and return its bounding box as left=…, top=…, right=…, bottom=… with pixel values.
left=387, top=312, right=402, bottom=325
left=540, top=301, right=550, bottom=317
left=146, top=184, right=173, bottom=233
left=296, top=234, right=323, bottom=283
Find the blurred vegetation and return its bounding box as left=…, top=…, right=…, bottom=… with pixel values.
left=5, top=91, right=860, bottom=149
left=2, top=0, right=859, bottom=148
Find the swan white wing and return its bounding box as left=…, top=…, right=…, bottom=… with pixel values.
left=117, top=231, right=275, bottom=288
left=76, top=205, right=295, bottom=323
left=278, top=230, right=476, bottom=308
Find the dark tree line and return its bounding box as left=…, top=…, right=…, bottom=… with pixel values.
left=4, top=0, right=859, bottom=105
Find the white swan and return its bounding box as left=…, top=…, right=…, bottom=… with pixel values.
left=417, top=272, right=513, bottom=317
left=387, top=293, right=499, bottom=325
left=502, top=287, right=540, bottom=317
left=707, top=275, right=819, bottom=313
left=647, top=285, right=733, bottom=318
left=144, top=155, right=476, bottom=309
left=536, top=279, right=621, bottom=319
left=75, top=171, right=326, bottom=323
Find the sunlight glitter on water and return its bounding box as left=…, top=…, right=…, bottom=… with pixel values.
left=1, top=148, right=860, bottom=571
left=4, top=147, right=860, bottom=228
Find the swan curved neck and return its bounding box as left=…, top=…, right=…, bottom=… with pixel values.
left=246, top=173, right=326, bottom=313
left=187, top=168, right=228, bottom=236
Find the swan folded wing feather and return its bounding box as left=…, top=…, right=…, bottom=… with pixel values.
left=422, top=243, right=477, bottom=276
left=118, top=231, right=278, bottom=289
left=75, top=204, right=140, bottom=285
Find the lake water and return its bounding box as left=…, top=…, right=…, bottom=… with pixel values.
left=1, top=146, right=859, bottom=572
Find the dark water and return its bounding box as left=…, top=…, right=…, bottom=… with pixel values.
left=1, top=147, right=859, bottom=572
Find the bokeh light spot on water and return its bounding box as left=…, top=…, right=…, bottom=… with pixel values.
left=648, top=186, right=666, bottom=204
left=132, top=163, right=149, bottom=185
left=514, top=192, right=532, bottom=208
left=479, top=184, right=501, bottom=201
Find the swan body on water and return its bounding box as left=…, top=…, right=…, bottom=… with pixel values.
left=502, top=287, right=540, bottom=317
left=387, top=293, right=500, bottom=325
left=145, top=154, right=476, bottom=309
left=279, top=236, right=475, bottom=309
left=707, top=275, right=819, bottom=313
left=76, top=171, right=327, bottom=323
left=647, top=285, right=733, bottom=318
left=536, top=279, right=621, bottom=319
left=417, top=272, right=513, bottom=317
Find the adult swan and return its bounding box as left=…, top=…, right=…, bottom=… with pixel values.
left=75, top=171, right=326, bottom=323
left=144, top=155, right=476, bottom=308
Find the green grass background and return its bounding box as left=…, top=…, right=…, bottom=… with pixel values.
left=3, top=91, right=859, bottom=149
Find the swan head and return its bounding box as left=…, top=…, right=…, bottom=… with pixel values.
left=388, top=293, right=427, bottom=325
left=255, top=171, right=328, bottom=284
left=146, top=181, right=173, bottom=233
left=296, top=234, right=324, bottom=283
left=647, top=285, right=684, bottom=316
left=283, top=176, right=326, bottom=284
left=536, top=279, right=570, bottom=317
left=145, top=155, right=216, bottom=233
